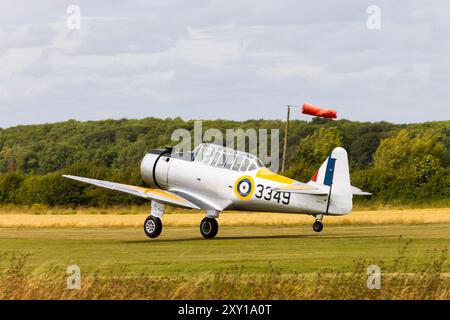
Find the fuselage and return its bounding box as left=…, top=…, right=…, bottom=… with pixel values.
left=140, top=148, right=343, bottom=216
left=63, top=143, right=357, bottom=239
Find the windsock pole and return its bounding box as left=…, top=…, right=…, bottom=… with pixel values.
left=281, top=105, right=291, bottom=172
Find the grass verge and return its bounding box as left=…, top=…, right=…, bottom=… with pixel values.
left=0, top=243, right=447, bottom=299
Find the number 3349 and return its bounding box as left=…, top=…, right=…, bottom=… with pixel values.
left=255, top=184, right=290, bottom=204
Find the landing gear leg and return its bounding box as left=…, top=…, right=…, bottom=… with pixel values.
left=313, top=214, right=324, bottom=232
left=200, top=210, right=220, bottom=239
left=144, top=201, right=165, bottom=239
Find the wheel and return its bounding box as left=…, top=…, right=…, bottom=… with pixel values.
left=313, top=220, right=323, bottom=232
left=144, top=216, right=163, bottom=238
left=200, top=217, right=219, bottom=239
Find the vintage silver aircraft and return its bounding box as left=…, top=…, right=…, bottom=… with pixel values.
left=64, top=143, right=370, bottom=239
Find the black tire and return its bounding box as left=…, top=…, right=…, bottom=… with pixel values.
left=144, top=216, right=163, bottom=238
left=200, top=217, right=219, bottom=239
left=313, top=220, right=323, bottom=233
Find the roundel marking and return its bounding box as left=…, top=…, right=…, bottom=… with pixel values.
left=234, top=176, right=255, bottom=201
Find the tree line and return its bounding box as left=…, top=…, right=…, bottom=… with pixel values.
left=0, top=117, right=448, bottom=207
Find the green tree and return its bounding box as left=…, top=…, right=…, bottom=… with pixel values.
left=0, top=172, right=24, bottom=204
left=374, top=129, right=445, bottom=169
left=0, top=117, right=448, bottom=207
left=374, top=129, right=445, bottom=184
left=285, top=127, right=342, bottom=181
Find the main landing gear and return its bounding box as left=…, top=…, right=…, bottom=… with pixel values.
left=143, top=202, right=221, bottom=239
left=200, top=210, right=220, bottom=239
left=144, top=215, right=163, bottom=238
left=312, top=214, right=324, bottom=232
left=200, top=217, right=219, bottom=239
left=144, top=201, right=164, bottom=239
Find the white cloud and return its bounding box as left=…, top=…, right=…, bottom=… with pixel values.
left=0, top=47, right=46, bottom=76
left=0, top=0, right=449, bottom=128
left=173, top=37, right=244, bottom=67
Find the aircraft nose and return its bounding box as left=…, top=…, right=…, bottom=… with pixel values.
left=140, top=150, right=165, bottom=187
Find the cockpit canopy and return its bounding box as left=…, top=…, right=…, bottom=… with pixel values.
left=192, top=143, right=264, bottom=172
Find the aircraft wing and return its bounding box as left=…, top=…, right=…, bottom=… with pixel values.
left=62, top=175, right=201, bottom=209
left=168, top=188, right=232, bottom=211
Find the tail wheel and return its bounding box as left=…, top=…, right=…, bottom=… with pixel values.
left=313, top=220, right=323, bottom=233
left=144, top=216, right=163, bottom=238
left=200, top=217, right=219, bottom=239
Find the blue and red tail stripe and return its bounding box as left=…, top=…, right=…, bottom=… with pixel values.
left=323, top=157, right=336, bottom=186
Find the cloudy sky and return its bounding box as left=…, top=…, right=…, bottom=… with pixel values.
left=0, top=0, right=449, bottom=128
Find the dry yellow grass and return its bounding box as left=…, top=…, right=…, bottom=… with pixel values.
left=0, top=207, right=448, bottom=228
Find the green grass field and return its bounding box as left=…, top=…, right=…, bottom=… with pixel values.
left=0, top=223, right=448, bottom=299
left=0, top=224, right=449, bottom=276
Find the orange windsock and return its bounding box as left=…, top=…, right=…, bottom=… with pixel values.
left=302, top=103, right=337, bottom=119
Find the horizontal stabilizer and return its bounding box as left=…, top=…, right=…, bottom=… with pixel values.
left=272, top=184, right=328, bottom=195
left=351, top=186, right=372, bottom=196
left=274, top=184, right=371, bottom=196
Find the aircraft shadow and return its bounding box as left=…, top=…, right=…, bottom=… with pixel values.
left=122, top=233, right=395, bottom=244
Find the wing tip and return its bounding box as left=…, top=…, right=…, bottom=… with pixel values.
left=354, top=192, right=372, bottom=196
left=62, top=174, right=80, bottom=180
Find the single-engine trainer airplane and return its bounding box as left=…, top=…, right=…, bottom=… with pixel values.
left=63, top=143, right=370, bottom=239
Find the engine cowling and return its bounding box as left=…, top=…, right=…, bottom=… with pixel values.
left=140, top=149, right=171, bottom=188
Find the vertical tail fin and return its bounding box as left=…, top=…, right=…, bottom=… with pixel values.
left=309, top=147, right=352, bottom=215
